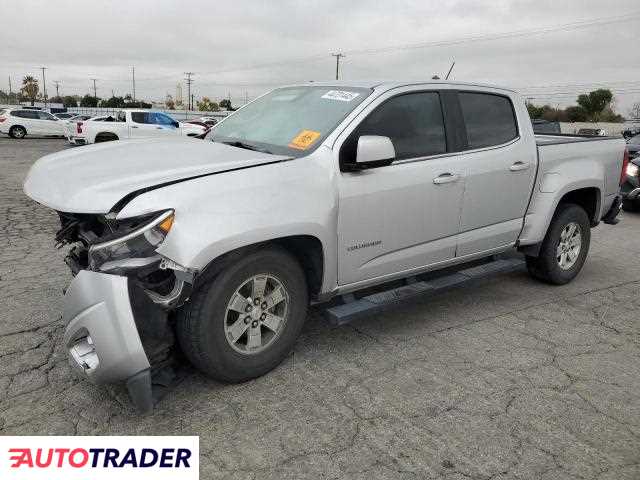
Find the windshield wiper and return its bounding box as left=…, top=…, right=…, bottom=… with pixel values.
left=220, top=140, right=272, bottom=154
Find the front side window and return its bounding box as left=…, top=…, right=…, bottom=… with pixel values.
left=341, top=92, right=447, bottom=164
left=459, top=92, right=518, bottom=149
left=37, top=111, right=56, bottom=120
left=208, top=86, right=372, bottom=156
left=149, top=112, right=176, bottom=126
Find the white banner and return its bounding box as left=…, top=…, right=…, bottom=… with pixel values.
left=0, top=436, right=198, bottom=480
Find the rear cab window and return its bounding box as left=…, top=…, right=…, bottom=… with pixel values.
left=458, top=92, right=518, bottom=149
left=130, top=112, right=147, bottom=124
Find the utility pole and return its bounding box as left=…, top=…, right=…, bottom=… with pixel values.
left=184, top=72, right=194, bottom=110
left=8, top=76, right=12, bottom=104
left=53, top=80, right=61, bottom=98
left=40, top=67, right=48, bottom=106
left=331, top=53, right=345, bottom=80
left=191, top=94, right=195, bottom=111
left=90, top=78, right=98, bottom=104
left=132, top=66, right=136, bottom=102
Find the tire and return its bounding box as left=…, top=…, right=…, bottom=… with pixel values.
left=94, top=133, right=118, bottom=143
left=9, top=126, right=26, bottom=139
left=622, top=199, right=640, bottom=212
left=525, top=203, right=591, bottom=285
left=176, top=247, right=309, bottom=382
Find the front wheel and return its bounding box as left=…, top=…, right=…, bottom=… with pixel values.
left=526, top=203, right=591, bottom=285
left=176, top=247, right=308, bottom=382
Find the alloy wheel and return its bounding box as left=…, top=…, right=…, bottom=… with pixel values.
left=223, top=274, right=289, bottom=354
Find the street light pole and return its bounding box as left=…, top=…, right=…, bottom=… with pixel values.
left=40, top=67, right=48, bottom=106
left=184, top=72, right=194, bottom=110
left=90, top=78, right=98, bottom=105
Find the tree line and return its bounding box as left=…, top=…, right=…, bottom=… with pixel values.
left=0, top=75, right=235, bottom=111
left=526, top=88, right=627, bottom=123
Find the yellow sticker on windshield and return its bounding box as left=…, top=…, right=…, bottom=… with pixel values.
left=289, top=130, right=321, bottom=150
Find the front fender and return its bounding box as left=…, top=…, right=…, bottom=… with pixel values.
left=116, top=152, right=339, bottom=293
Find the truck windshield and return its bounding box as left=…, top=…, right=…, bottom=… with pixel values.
left=208, top=86, right=372, bottom=156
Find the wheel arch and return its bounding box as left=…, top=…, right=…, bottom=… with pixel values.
left=519, top=185, right=601, bottom=257
left=557, top=186, right=601, bottom=226
left=194, top=235, right=325, bottom=298
left=95, top=132, right=119, bottom=142
left=9, top=124, right=27, bottom=137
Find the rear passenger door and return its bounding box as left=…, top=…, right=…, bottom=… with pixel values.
left=14, top=111, right=40, bottom=134
left=455, top=91, right=537, bottom=256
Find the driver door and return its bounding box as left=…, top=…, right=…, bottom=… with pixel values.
left=337, top=90, right=465, bottom=285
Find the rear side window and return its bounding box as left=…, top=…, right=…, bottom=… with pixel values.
left=345, top=92, right=446, bottom=162
left=11, top=110, right=39, bottom=119
left=459, top=92, right=518, bottom=149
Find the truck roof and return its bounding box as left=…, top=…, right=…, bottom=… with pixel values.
left=283, top=80, right=518, bottom=94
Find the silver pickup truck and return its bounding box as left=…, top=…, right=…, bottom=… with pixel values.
left=24, top=81, right=627, bottom=411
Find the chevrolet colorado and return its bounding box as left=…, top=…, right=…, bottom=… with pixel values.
left=24, top=81, right=627, bottom=411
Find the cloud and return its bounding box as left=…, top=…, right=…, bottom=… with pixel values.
left=1, top=0, right=639, bottom=112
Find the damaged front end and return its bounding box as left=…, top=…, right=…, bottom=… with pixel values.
left=56, top=209, right=194, bottom=412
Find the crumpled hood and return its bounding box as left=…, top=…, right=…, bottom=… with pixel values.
left=24, top=137, right=289, bottom=214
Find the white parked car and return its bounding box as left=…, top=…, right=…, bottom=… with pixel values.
left=80, top=109, right=206, bottom=144
left=0, top=108, right=66, bottom=138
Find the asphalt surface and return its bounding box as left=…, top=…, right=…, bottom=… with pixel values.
left=1, top=137, right=639, bottom=480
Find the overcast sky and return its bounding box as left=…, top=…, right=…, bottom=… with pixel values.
left=1, top=0, right=639, bottom=113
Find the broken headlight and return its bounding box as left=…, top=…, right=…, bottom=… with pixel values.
left=88, top=210, right=174, bottom=270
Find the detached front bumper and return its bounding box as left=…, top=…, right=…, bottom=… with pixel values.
left=63, top=270, right=154, bottom=412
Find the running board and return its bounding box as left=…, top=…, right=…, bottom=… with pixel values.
left=324, top=257, right=526, bottom=326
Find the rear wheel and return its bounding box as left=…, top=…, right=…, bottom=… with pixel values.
left=526, top=203, right=591, bottom=285
left=176, top=247, right=308, bottom=382
left=94, top=133, right=119, bottom=143
left=9, top=126, right=26, bottom=139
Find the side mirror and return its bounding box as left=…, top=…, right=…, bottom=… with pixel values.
left=172, top=120, right=179, bottom=128
left=355, top=135, right=395, bottom=168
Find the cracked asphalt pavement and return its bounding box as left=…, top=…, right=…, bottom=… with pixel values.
left=1, top=137, right=639, bottom=479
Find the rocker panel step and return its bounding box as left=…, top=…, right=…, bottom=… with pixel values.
left=324, top=258, right=525, bottom=326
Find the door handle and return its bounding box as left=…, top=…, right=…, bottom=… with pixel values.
left=509, top=161, right=529, bottom=172
left=433, top=173, right=460, bottom=185
left=156, top=127, right=163, bottom=129
left=131, top=125, right=139, bottom=129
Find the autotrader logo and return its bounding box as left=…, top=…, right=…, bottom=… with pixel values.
left=1, top=436, right=198, bottom=480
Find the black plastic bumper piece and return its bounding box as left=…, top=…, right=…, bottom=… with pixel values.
left=126, top=369, right=154, bottom=414
left=602, top=195, right=622, bottom=225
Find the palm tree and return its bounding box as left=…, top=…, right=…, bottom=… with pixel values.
left=21, top=76, right=39, bottom=105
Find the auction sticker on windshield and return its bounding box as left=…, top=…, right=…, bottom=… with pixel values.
left=321, top=90, right=360, bottom=102
left=289, top=130, right=322, bottom=150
